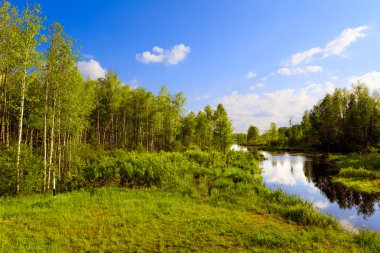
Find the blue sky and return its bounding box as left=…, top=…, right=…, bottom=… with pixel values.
left=11, top=0, right=380, bottom=132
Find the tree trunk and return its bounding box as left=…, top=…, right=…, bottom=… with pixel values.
left=0, top=73, right=6, bottom=146
left=43, top=80, right=49, bottom=192
left=16, top=67, right=27, bottom=194
left=58, top=110, right=61, bottom=180
left=47, top=98, right=56, bottom=191
left=122, top=111, right=126, bottom=146
left=97, top=97, right=100, bottom=143
left=6, top=98, right=10, bottom=147
left=1, top=92, right=6, bottom=147
left=29, top=129, right=33, bottom=149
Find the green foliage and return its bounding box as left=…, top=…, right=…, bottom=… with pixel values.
left=330, top=153, right=380, bottom=171
left=330, top=153, right=380, bottom=194
left=337, top=167, right=377, bottom=179
left=0, top=1, right=238, bottom=195
left=310, top=85, right=380, bottom=151
left=212, top=104, right=233, bottom=154
left=259, top=84, right=380, bottom=152
left=0, top=145, right=43, bottom=196
left=247, top=125, right=259, bottom=145
left=228, top=151, right=260, bottom=173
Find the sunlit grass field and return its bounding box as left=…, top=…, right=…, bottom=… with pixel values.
left=1, top=187, right=379, bottom=252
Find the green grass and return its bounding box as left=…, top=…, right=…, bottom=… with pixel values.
left=336, top=167, right=377, bottom=179
left=332, top=177, right=380, bottom=194
left=330, top=154, right=380, bottom=194
left=1, top=150, right=379, bottom=252
left=0, top=187, right=377, bottom=252
left=329, top=153, right=380, bottom=171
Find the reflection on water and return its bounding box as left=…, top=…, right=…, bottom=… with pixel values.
left=316, top=177, right=380, bottom=218
left=260, top=151, right=380, bottom=231
left=230, top=144, right=248, bottom=152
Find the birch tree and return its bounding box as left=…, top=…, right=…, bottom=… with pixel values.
left=13, top=3, right=44, bottom=194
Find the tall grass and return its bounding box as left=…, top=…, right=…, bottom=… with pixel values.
left=329, top=153, right=380, bottom=171
left=0, top=187, right=374, bottom=252
left=354, top=230, right=380, bottom=253
left=337, top=167, right=377, bottom=179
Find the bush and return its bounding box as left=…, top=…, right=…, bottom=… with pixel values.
left=82, top=151, right=200, bottom=189
left=0, top=145, right=43, bottom=196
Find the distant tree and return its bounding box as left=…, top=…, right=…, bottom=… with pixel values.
left=234, top=133, right=247, bottom=145
left=268, top=122, right=278, bottom=146
left=301, top=111, right=314, bottom=146
left=213, top=104, right=233, bottom=154
left=247, top=125, right=259, bottom=145
left=181, top=111, right=196, bottom=147
left=194, top=106, right=213, bottom=150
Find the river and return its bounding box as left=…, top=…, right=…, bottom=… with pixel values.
left=259, top=151, right=380, bottom=231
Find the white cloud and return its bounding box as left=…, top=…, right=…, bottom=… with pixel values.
left=136, top=44, right=191, bottom=65
left=324, top=26, right=367, bottom=56
left=256, top=83, right=266, bottom=87
left=250, top=83, right=266, bottom=90
left=286, top=26, right=367, bottom=67
left=220, top=83, right=335, bottom=132
left=152, top=46, right=164, bottom=54
left=278, top=65, right=323, bottom=75
left=166, top=44, right=191, bottom=64
left=278, top=67, right=292, bottom=75
left=290, top=47, right=323, bottom=66
left=77, top=59, right=107, bottom=80
left=348, top=71, right=380, bottom=90
left=136, top=51, right=165, bottom=63
left=325, top=82, right=335, bottom=93
left=246, top=71, right=257, bottom=79
left=313, top=201, right=330, bottom=209
left=305, top=65, right=323, bottom=73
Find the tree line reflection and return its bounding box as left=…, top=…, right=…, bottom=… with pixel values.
left=308, top=156, right=380, bottom=217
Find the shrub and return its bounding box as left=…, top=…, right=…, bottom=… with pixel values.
left=0, top=145, right=43, bottom=196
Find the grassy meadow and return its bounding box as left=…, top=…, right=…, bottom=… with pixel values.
left=0, top=150, right=379, bottom=252
left=1, top=187, right=379, bottom=252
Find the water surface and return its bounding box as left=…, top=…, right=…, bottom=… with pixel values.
left=260, top=151, right=380, bottom=231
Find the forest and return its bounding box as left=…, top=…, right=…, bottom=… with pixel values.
left=0, top=2, right=233, bottom=196
left=1, top=0, right=380, bottom=195
left=242, top=84, right=380, bottom=152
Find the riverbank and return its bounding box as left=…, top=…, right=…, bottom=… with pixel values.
left=1, top=150, right=379, bottom=252
left=329, top=153, right=380, bottom=194
left=1, top=187, right=379, bottom=252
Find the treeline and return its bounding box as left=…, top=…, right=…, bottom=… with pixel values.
left=253, top=84, right=380, bottom=151
left=88, top=80, right=233, bottom=154
left=0, top=2, right=233, bottom=195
